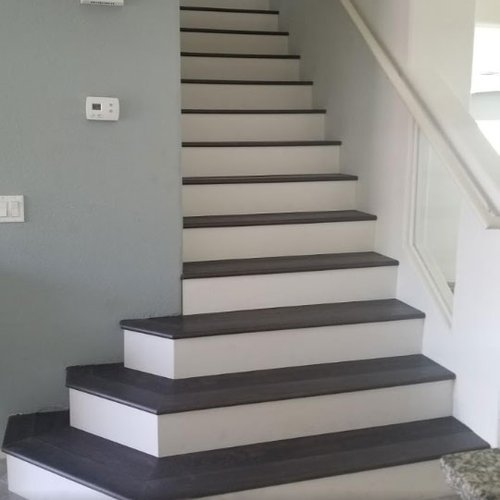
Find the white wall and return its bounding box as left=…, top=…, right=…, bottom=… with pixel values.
left=476, top=0, right=500, bottom=25
left=274, top=0, right=500, bottom=445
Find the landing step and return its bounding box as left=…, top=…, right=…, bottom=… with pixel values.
left=183, top=173, right=357, bottom=184
left=181, top=51, right=301, bottom=59
left=183, top=140, right=341, bottom=146
left=180, top=28, right=288, bottom=36
left=184, top=210, right=376, bottom=229
left=67, top=355, right=453, bottom=415
left=181, top=109, right=327, bottom=114
left=183, top=252, right=398, bottom=279
left=3, top=412, right=489, bottom=500
left=181, top=79, right=313, bottom=85
left=180, top=6, right=280, bottom=15
left=121, top=298, right=425, bottom=339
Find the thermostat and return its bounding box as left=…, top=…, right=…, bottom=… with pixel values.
left=86, top=97, right=120, bottom=121
left=81, top=0, right=124, bottom=6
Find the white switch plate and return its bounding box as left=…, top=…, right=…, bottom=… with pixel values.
left=0, top=196, right=25, bottom=223
left=81, top=0, right=124, bottom=6
left=86, top=97, right=120, bottom=121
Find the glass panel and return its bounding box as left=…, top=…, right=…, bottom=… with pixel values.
left=414, top=132, right=463, bottom=306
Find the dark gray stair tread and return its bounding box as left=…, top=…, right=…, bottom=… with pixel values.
left=182, top=109, right=327, bottom=114
left=181, top=51, right=300, bottom=59
left=120, top=299, right=425, bottom=339
left=180, top=6, right=279, bottom=15
left=183, top=140, right=341, bottom=147
left=3, top=412, right=489, bottom=500
left=181, top=79, right=313, bottom=85
left=184, top=210, right=376, bottom=228
left=181, top=28, right=288, bottom=36
left=183, top=173, right=357, bottom=184
left=183, top=252, right=398, bottom=279
left=66, top=356, right=454, bottom=415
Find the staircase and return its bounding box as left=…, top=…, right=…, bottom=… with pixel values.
left=2, top=1, right=489, bottom=499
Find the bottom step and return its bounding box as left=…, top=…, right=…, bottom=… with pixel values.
left=3, top=412, right=488, bottom=500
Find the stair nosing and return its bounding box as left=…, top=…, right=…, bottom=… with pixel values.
left=66, top=355, right=455, bottom=416
left=182, top=173, right=358, bottom=185
left=183, top=210, right=376, bottom=229
left=181, top=27, right=289, bottom=36
left=181, top=109, right=327, bottom=114
left=181, top=51, right=301, bottom=59
left=182, top=140, right=342, bottom=147
left=181, top=79, right=313, bottom=85
left=182, top=252, right=398, bottom=280
left=180, top=6, right=280, bottom=15
left=120, top=299, right=426, bottom=340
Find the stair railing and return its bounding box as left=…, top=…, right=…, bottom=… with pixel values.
left=341, top=0, right=500, bottom=230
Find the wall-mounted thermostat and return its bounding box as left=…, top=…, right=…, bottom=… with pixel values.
left=0, top=196, right=25, bottom=223
left=81, top=0, right=124, bottom=6
left=86, top=97, right=120, bottom=121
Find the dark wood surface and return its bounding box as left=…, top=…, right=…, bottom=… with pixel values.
left=183, top=252, right=398, bottom=279
left=66, top=355, right=454, bottom=415
left=180, top=6, right=279, bottom=15
left=180, top=28, right=288, bottom=36
left=183, top=173, right=357, bottom=184
left=181, top=52, right=301, bottom=59
left=3, top=412, right=489, bottom=500
left=181, top=109, right=327, bottom=114
left=184, top=210, right=376, bottom=228
left=182, top=140, right=342, bottom=147
left=181, top=79, right=313, bottom=85
left=120, top=298, right=425, bottom=339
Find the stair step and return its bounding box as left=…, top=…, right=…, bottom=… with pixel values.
left=181, top=51, right=300, bottom=59
left=180, top=7, right=280, bottom=14
left=121, top=299, right=424, bottom=340
left=181, top=29, right=288, bottom=55
left=180, top=27, right=288, bottom=36
left=67, top=355, right=452, bottom=415
left=183, top=173, right=356, bottom=184
left=183, top=252, right=398, bottom=279
left=182, top=109, right=326, bottom=114
left=4, top=412, right=489, bottom=499
left=184, top=210, right=375, bottom=229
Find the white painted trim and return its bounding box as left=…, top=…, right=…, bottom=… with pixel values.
left=6, top=455, right=114, bottom=500
left=405, top=124, right=454, bottom=324
left=341, top=0, right=500, bottom=229
left=4, top=456, right=458, bottom=500
left=69, top=381, right=453, bottom=457
left=124, top=319, right=424, bottom=379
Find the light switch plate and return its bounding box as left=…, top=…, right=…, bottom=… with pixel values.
left=86, top=97, right=120, bottom=121
left=0, top=196, right=25, bottom=223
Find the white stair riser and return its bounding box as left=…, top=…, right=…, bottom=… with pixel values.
left=183, top=221, right=375, bottom=261
left=7, top=457, right=455, bottom=500
left=183, top=267, right=398, bottom=314
left=124, top=319, right=424, bottom=378
left=182, top=114, right=325, bottom=142
left=208, top=461, right=456, bottom=500
left=181, top=32, right=288, bottom=55
left=180, top=0, right=271, bottom=9
left=70, top=381, right=453, bottom=457
left=182, top=56, right=300, bottom=81
left=182, top=84, right=312, bottom=109
left=181, top=11, right=279, bottom=31
left=182, top=145, right=340, bottom=176
left=6, top=456, right=114, bottom=500
left=183, top=181, right=356, bottom=216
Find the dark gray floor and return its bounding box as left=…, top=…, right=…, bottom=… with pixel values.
left=0, top=460, right=24, bottom=500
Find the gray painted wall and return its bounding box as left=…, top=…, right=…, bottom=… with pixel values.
left=0, top=0, right=182, bottom=438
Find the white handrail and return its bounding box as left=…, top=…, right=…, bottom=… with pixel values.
left=341, top=0, right=500, bottom=229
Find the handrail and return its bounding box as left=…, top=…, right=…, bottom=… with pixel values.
left=341, top=0, right=500, bottom=229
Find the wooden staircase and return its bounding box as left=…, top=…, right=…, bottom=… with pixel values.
left=2, top=1, right=489, bottom=499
